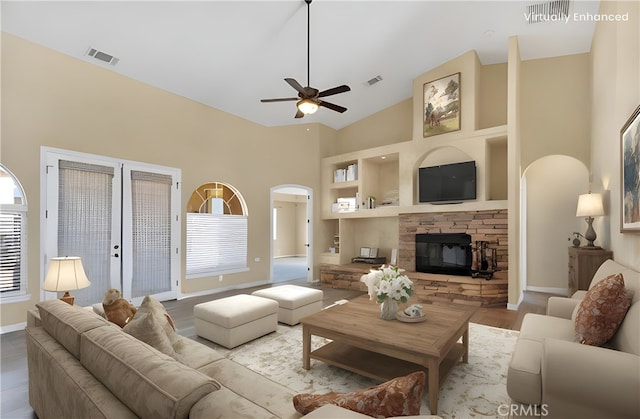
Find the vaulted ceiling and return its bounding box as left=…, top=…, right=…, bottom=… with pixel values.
left=2, top=0, right=599, bottom=130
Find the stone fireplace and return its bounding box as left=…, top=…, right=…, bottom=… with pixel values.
left=319, top=209, right=509, bottom=307
left=399, top=209, right=508, bottom=279
left=415, top=233, right=472, bottom=276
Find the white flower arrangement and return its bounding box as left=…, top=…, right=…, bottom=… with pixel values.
left=360, top=265, right=413, bottom=304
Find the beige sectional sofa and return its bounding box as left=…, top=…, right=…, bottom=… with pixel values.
left=27, top=298, right=302, bottom=418
left=507, top=259, right=640, bottom=418
left=26, top=298, right=439, bottom=419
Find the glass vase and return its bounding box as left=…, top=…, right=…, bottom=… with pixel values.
left=380, top=299, right=398, bottom=320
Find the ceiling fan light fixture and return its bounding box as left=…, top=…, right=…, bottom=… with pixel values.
left=261, top=0, right=349, bottom=118
left=297, top=99, right=319, bottom=115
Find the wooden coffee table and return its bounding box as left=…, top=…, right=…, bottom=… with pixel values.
left=300, top=295, right=476, bottom=415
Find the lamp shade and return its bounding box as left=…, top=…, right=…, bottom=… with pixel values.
left=43, top=257, right=91, bottom=292
left=576, top=193, right=604, bottom=217
left=297, top=99, right=319, bottom=115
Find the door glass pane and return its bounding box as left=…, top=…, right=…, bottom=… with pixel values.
left=58, top=160, right=114, bottom=306
left=130, top=170, right=172, bottom=297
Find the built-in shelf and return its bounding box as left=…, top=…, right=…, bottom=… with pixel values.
left=330, top=180, right=358, bottom=190
left=321, top=125, right=508, bottom=265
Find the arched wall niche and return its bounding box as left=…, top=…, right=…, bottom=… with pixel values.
left=415, top=145, right=474, bottom=169
left=412, top=146, right=477, bottom=204
left=521, top=154, right=589, bottom=293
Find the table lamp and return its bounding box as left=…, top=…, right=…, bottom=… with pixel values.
left=576, top=193, right=604, bottom=248
left=43, top=257, right=91, bottom=305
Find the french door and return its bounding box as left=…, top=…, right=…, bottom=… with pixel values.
left=42, top=148, right=180, bottom=306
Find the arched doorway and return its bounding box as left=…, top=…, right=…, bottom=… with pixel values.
left=521, top=155, right=589, bottom=295
left=270, top=185, right=313, bottom=283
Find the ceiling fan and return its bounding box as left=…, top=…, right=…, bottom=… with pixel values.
left=260, top=0, right=350, bottom=119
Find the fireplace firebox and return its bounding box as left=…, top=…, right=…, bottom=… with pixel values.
left=415, top=233, right=472, bottom=276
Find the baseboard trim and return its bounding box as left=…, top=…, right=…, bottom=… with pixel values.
left=178, top=279, right=271, bottom=300
left=1, top=321, right=26, bottom=335
left=525, top=285, right=569, bottom=297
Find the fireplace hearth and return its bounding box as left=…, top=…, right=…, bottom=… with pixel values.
left=415, top=233, right=472, bottom=276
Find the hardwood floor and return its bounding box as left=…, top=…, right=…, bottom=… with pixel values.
left=0, top=280, right=553, bottom=419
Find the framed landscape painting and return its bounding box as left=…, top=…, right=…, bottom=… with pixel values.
left=621, top=104, right=640, bottom=232
left=423, top=72, right=460, bottom=138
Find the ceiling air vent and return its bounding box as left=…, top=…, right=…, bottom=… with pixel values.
left=525, top=0, right=570, bottom=24
left=366, top=75, right=383, bottom=86
left=86, top=47, right=120, bottom=66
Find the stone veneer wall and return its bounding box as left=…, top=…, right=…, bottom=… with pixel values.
left=398, top=209, right=508, bottom=277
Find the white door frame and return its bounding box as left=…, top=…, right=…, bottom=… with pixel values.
left=41, top=147, right=181, bottom=305
left=41, top=148, right=123, bottom=303
left=270, top=184, right=313, bottom=283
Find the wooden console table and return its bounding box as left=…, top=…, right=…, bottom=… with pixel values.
left=568, top=247, right=613, bottom=295
left=319, top=263, right=508, bottom=307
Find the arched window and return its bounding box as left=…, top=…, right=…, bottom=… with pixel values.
left=186, top=182, right=248, bottom=278
left=0, top=164, right=28, bottom=302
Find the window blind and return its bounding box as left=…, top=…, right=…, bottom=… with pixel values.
left=0, top=212, right=22, bottom=293
left=130, top=170, right=172, bottom=297
left=58, top=160, right=114, bottom=306
left=186, top=213, right=247, bottom=277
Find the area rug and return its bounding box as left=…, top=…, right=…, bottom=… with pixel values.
left=207, top=322, right=519, bottom=417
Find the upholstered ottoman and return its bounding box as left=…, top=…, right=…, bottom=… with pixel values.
left=193, top=294, right=278, bottom=348
left=251, top=285, right=323, bottom=325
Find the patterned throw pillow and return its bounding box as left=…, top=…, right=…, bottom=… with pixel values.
left=293, top=371, right=425, bottom=417
left=574, top=273, right=631, bottom=346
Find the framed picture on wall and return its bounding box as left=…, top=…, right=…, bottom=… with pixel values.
left=620, top=104, right=640, bottom=232
left=423, top=72, right=460, bottom=138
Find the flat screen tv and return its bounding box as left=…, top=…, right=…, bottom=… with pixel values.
left=419, top=161, right=476, bottom=203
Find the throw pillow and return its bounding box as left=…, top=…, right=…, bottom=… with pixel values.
left=137, top=295, right=178, bottom=337
left=92, top=303, right=107, bottom=319
left=574, top=273, right=631, bottom=346
left=123, top=296, right=183, bottom=362
left=123, top=310, right=176, bottom=355
left=293, top=371, right=425, bottom=417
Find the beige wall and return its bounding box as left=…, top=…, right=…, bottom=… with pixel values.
left=479, top=63, right=508, bottom=130
left=0, top=33, right=326, bottom=326
left=507, top=36, right=523, bottom=306
left=332, top=99, right=412, bottom=156
left=590, top=0, right=640, bottom=270
left=520, top=53, right=591, bottom=170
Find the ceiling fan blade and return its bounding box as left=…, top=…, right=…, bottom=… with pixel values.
left=285, top=78, right=307, bottom=96
left=319, top=101, right=347, bottom=113
left=260, top=97, right=298, bottom=103
left=318, top=85, right=351, bottom=98
left=295, top=109, right=305, bottom=119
